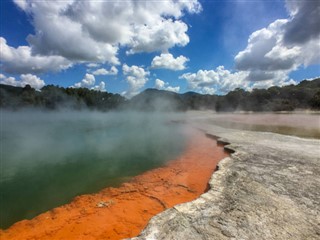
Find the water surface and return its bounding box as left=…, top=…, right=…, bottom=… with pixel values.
left=0, top=111, right=187, bottom=229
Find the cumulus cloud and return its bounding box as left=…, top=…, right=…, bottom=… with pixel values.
left=0, top=73, right=45, bottom=90
left=180, top=65, right=297, bottom=94
left=180, top=66, right=249, bottom=94
left=154, top=79, right=180, bottom=93
left=92, top=66, right=118, bottom=76
left=128, top=19, right=190, bottom=54
left=86, top=63, right=101, bottom=68
left=73, top=73, right=95, bottom=88
left=151, top=53, right=189, bottom=70
left=5, top=0, right=201, bottom=74
left=0, top=37, right=72, bottom=74
left=250, top=77, right=296, bottom=90
left=235, top=1, right=320, bottom=84
left=72, top=73, right=106, bottom=91
left=17, top=1, right=119, bottom=64
left=13, top=0, right=28, bottom=11
left=284, top=1, right=320, bottom=45
left=91, top=81, right=106, bottom=92
left=122, top=64, right=149, bottom=98
left=234, top=19, right=304, bottom=73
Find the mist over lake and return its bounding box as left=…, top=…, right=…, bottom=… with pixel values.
left=0, top=110, right=187, bottom=229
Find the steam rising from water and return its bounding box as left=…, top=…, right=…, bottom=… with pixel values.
left=195, top=111, right=320, bottom=139
left=0, top=110, right=187, bottom=229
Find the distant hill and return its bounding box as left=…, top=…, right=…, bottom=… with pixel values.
left=125, top=88, right=186, bottom=111
left=129, top=78, right=320, bottom=112
left=1, top=78, right=320, bottom=111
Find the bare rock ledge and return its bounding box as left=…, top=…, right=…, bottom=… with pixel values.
left=130, top=113, right=320, bottom=240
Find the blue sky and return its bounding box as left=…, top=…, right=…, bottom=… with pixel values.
left=1, top=0, right=319, bottom=97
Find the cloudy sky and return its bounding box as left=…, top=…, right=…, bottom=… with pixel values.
left=1, top=0, right=319, bottom=97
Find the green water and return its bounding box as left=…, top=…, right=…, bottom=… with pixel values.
left=0, top=111, right=187, bottom=229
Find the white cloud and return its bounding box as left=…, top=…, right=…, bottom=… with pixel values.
left=202, top=87, right=216, bottom=95
left=92, top=66, right=118, bottom=76
left=122, top=64, right=149, bottom=98
left=128, top=19, right=190, bottom=54
left=0, top=37, right=72, bottom=74
left=235, top=20, right=297, bottom=72
left=155, top=79, right=166, bottom=89
left=72, top=73, right=107, bottom=91
left=5, top=0, right=201, bottom=74
left=180, top=66, right=249, bottom=94
left=20, top=74, right=46, bottom=90
left=250, top=78, right=296, bottom=90
left=180, top=64, right=297, bottom=94
left=0, top=73, right=45, bottom=90
left=91, top=81, right=106, bottom=92
left=151, top=53, right=189, bottom=71
left=234, top=0, right=320, bottom=84
left=73, top=73, right=95, bottom=88
left=154, top=79, right=180, bottom=93
left=86, top=63, right=101, bottom=68
left=165, top=86, right=180, bottom=93
left=13, top=0, right=28, bottom=11
left=21, top=1, right=119, bottom=64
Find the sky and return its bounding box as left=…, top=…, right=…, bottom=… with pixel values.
left=0, top=0, right=319, bottom=97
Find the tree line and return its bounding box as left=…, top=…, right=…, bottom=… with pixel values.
left=0, top=84, right=125, bottom=111
left=1, top=78, right=319, bottom=111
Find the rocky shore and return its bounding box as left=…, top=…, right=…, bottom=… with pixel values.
left=131, top=112, right=320, bottom=239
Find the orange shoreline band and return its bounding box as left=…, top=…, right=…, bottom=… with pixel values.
left=1, top=129, right=228, bottom=240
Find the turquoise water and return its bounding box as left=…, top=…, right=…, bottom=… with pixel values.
left=0, top=111, right=187, bottom=229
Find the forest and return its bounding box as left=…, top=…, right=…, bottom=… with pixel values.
left=1, top=78, right=319, bottom=112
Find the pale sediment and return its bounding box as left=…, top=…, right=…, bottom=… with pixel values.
left=131, top=112, right=320, bottom=240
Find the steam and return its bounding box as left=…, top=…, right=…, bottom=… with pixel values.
left=190, top=111, right=320, bottom=139
left=0, top=110, right=187, bottom=228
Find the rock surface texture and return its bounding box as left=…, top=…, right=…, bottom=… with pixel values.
left=131, top=112, right=320, bottom=240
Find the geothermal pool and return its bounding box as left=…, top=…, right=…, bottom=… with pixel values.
left=1, top=129, right=228, bottom=240
left=0, top=111, right=187, bottom=229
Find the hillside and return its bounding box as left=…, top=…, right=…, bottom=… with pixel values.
left=0, top=84, right=125, bottom=111
left=129, top=78, right=320, bottom=111
left=1, top=78, right=319, bottom=111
